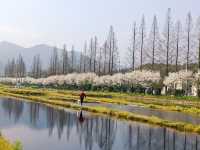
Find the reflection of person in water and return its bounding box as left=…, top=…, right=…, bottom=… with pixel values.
left=77, top=110, right=85, bottom=123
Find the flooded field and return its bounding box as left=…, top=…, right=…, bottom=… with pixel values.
left=0, top=97, right=199, bottom=150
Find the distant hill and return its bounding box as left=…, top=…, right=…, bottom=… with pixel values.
left=0, top=41, right=81, bottom=74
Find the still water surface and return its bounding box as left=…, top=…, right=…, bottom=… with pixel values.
left=0, top=97, right=200, bottom=150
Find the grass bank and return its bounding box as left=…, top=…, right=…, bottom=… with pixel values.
left=2, top=85, right=200, bottom=117
left=1, top=86, right=200, bottom=134
left=0, top=134, right=22, bottom=150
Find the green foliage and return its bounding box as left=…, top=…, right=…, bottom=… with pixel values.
left=0, top=135, right=22, bottom=150
left=13, top=141, right=22, bottom=150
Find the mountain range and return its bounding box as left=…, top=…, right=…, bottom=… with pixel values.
left=0, top=41, right=80, bottom=74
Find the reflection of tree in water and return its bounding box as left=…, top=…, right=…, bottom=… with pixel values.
left=123, top=123, right=200, bottom=150
left=66, top=111, right=76, bottom=140
left=84, top=117, right=94, bottom=150
left=29, top=102, right=40, bottom=126
left=1, top=98, right=24, bottom=123
left=95, top=118, right=116, bottom=150
left=45, top=107, right=76, bottom=139
left=76, top=116, right=117, bottom=150
left=57, top=109, right=67, bottom=139
left=46, top=107, right=56, bottom=136
left=2, top=99, right=200, bottom=150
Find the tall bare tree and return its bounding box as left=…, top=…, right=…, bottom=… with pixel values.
left=196, top=16, right=200, bottom=70
left=103, top=41, right=108, bottom=74
left=93, top=36, right=97, bottom=73
left=49, top=47, right=59, bottom=75
left=83, top=41, right=87, bottom=73
left=79, top=50, right=83, bottom=73
left=107, top=26, right=118, bottom=74
left=147, top=15, right=162, bottom=70
left=131, top=22, right=137, bottom=71
left=61, top=44, right=68, bottom=74
left=163, top=8, right=173, bottom=75
left=139, top=15, right=146, bottom=70
left=89, top=38, right=93, bottom=72
left=31, top=54, right=42, bottom=78
left=185, top=12, right=193, bottom=71
left=127, top=22, right=137, bottom=71
left=98, top=47, right=102, bottom=75
left=108, top=26, right=114, bottom=74
left=16, top=54, right=26, bottom=78
left=4, top=58, right=16, bottom=77
left=71, top=45, right=75, bottom=72
left=175, top=20, right=182, bottom=71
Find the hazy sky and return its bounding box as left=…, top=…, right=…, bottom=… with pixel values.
left=0, top=0, right=199, bottom=54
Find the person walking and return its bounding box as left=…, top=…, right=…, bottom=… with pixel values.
left=79, top=91, right=86, bottom=106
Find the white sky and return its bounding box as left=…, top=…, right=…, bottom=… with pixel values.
left=0, top=0, right=199, bottom=56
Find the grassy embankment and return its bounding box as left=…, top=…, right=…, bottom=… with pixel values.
left=1, top=85, right=200, bottom=134
left=6, top=85, right=200, bottom=117
left=2, top=84, right=200, bottom=117
left=0, top=133, right=22, bottom=150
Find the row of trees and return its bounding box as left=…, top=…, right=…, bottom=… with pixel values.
left=4, top=54, right=26, bottom=78
left=4, top=25, right=119, bottom=78
left=128, top=8, right=200, bottom=75
left=0, top=71, right=161, bottom=93
left=4, top=9, right=200, bottom=78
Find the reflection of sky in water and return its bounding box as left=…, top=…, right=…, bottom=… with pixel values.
left=0, top=98, right=200, bottom=150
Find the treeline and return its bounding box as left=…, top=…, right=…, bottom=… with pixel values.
left=4, top=8, right=200, bottom=78
left=4, top=26, right=119, bottom=78
left=128, top=9, right=200, bottom=75
left=4, top=55, right=26, bottom=78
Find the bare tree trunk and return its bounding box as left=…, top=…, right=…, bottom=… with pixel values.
left=164, top=8, right=172, bottom=76
left=175, top=22, right=180, bottom=72
left=83, top=41, right=87, bottom=73
left=62, top=44, right=68, bottom=74
left=199, top=39, right=200, bottom=70
left=111, top=33, right=115, bottom=75
left=98, top=48, right=102, bottom=75
left=152, top=18, right=156, bottom=70
left=140, top=16, right=145, bottom=71
left=94, top=36, right=97, bottom=73
left=71, top=45, right=75, bottom=73
left=140, top=28, right=144, bottom=71
left=103, top=42, right=107, bottom=74
left=89, top=38, right=93, bottom=72
left=186, top=12, right=192, bottom=71
left=166, top=19, right=170, bottom=75
left=108, top=35, right=112, bottom=74
left=79, top=52, right=82, bottom=73
left=186, top=28, right=190, bottom=71
left=132, top=23, right=136, bottom=71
